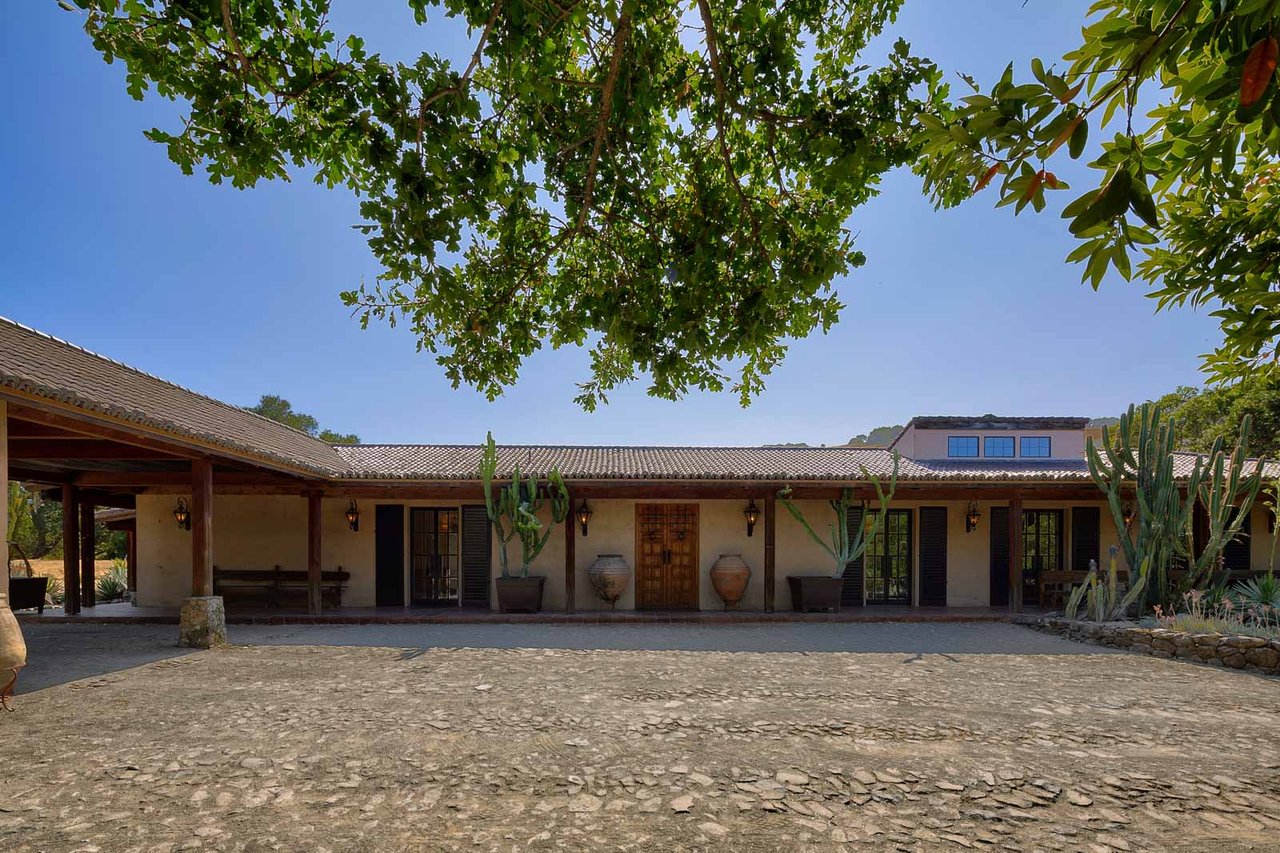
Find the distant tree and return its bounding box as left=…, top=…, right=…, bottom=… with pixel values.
left=246, top=394, right=360, bottom=444
left=847, top=425, right=903, bottom=447
left=1148, top=374, right=1280, bottom=459
left=7, top=482, right=63, bottom=560
left=1087, top=417, right=1120, bottom=429
left=765, top=442, right=811, bottom=448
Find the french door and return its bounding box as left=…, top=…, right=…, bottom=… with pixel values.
left=865, top=509, right=912, bottom=605
left=1022, top=510, right=1063, bottom=606
left=410, top=508, right=460, bottom=605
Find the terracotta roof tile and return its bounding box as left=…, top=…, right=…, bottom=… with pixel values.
left=0, top=316, right=345, bottom=474
left=334, top=444, right=1102, bottom=482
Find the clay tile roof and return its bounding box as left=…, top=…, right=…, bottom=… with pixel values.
left=902, top=415, right=1091, bottom=431
left=333, top=444, right=1103, bottom=482
left=0, top=316, right=345, bottom=475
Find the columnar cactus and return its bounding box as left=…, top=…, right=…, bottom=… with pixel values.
left=779, top=454, right=899, bottom=578
left=479, top=433, right=570, bottom=578
left=1086, top=404, right=1264, bottom=609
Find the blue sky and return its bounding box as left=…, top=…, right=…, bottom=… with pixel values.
left=1, top=1, right=1221, bottom=446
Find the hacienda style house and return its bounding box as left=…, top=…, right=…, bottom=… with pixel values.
left=1, top=316, right=1273, bottom=644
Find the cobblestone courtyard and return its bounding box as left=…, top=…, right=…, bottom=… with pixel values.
left=3, top=623, right=1280, bottom=852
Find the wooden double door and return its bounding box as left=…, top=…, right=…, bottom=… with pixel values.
left=635, top=504, right=699, bottom=610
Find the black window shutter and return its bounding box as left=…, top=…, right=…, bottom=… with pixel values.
left=374, top=504, right=405, bottom=607
left=461, top=505, right=492, bottom=607
left=842, top=505, right=865, bottom=607
left=989, top=506, right=1010, bottom=607
left=919, top=507, right=948, bottom=606
left=1071, top=507, right=1101, bottom=571
left=1224, top=507, right=1252, bottom=573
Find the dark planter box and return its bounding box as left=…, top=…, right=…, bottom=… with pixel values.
left=787, top=575, right=843, bottom=613
left=9, top=576, right=49, bottom=614
left=495, top=576, right=546, bottom=613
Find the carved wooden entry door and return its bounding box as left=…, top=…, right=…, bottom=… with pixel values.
left=635, top=504, right=700, bottom=610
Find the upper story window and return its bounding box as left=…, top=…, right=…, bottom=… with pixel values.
left=1021, top=436, right=1052, bottom=458
left=984, top=436, right=1015, bottom=458
left=947, top=436, right=980, bottom=458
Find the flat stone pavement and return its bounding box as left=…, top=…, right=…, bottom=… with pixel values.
left=3, top=624, right=1280, bottom=852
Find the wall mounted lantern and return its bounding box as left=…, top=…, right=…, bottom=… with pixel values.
left=173, top=498, right=191, bottom=531
left=345, top=499, right=360, bottom=532
left=1122, top=502, right=1135, bottom=528
left=744, top=499, right=760, bottom=537
left=576, top=500, right=593, bottom=536
left=965, top=501, right=981, bottom=534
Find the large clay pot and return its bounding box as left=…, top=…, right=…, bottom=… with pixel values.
left=0, top=593, right=27, bottom=707
left=710, top=554, right=751, bottom=609
left=588, top=554, right=631, bottom=609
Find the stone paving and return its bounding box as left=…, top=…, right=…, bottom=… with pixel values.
left=3, top=624, right=1280, bottom=851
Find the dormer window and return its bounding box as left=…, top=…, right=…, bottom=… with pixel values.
left=1021, top=436, right=1052, bottom=458
left=947, top=436, right=979, bottom=458
left=984, top=436, right=1015, bottom=458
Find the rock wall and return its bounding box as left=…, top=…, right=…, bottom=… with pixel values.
left=1038, top=618, right=1280, bottom=676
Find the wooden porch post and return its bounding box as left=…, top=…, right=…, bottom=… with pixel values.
left=564, top=492, right=576, bottom=614
left=1008, top=494, right=1024, bottom=613
left=307, top=491, right=322, bottom=614
left=125, top=527, right=137, bottom=593
left=61, top=484, right=80, bottom=615
left=763, top=492, right=776, bottom=612
left=79, top=499, right=96, bottom=608
left=191, top=458, right=213, bottom=597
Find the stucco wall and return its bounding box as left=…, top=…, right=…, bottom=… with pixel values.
left=132, top=490, right=1265, bottom=612
left=136, top=494, right=376, bottom=608
left=1, top=400, right=7, bottom=599
left=907, top=429, right=1086, bottom=460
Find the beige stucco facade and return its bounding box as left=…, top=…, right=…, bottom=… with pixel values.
left=1, top=400, right=7, bottom=599
left=132, top=487, right=1274, bottom=612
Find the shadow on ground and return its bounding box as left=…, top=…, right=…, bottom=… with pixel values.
left=15, top=622, right=1122, bottom=695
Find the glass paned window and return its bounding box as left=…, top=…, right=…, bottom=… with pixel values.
left=984, top=436, right=1015, bottom=458
left=1021, top=436, right=1052, bottom=458
left=947, top=436, right=979, bottom=458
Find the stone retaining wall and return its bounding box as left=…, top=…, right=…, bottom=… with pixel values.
left=1038, top=618, right=1280, bottom=676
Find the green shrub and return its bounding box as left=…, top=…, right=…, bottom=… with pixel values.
left=95, top=563, right=129, bottom=603
left=44, top=576, right=64, bottom=606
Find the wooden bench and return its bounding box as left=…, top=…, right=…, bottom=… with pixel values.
left=212, top=565, right=350, bottom=609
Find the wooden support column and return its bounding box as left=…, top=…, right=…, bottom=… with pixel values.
left=564, top=493, right=576, bottom=614
left=1008, top=494, right=1024, bottom=613
left=125, top=528, right=138, bottom=593
left=79, top=499, right=96, bottom=608
left=763, top=492, right=776, bottom=612
left=307, top=491, right=322, bottom=615
left=61, top=484, right=80, bottom=615
left=191, top=458, right=213, bottom=597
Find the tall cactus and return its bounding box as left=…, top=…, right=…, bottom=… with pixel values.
left=1086, top=404, right=1264, bottom=609
left=479, top=433, right=570, bottom=578
left=779, top=455, right=899, bottom=578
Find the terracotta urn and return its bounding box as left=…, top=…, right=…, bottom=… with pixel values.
left=710, top=554, right=751, bottom=609
left=588, top=554, right=631, bottom=609
left=0, top=593, right=27, bottom=707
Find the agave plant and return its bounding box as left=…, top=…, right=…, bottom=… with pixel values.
left=95, top=563, right=129, bottom=603
left=1066, top=545, right=1150, bottom=622
left=1232, top=572, right=1280, bottom=609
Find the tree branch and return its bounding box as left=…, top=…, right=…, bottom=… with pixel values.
left=220, top=0, right=251, bottom=80
left=697, top=0, right=758, bottom=233
left=577, top=0, right=634, bottom=231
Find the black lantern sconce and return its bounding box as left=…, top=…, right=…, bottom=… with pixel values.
left=965, top=501, right=981, bottom=534
left=173, top=497, right=191, bottom=531
left=1122, top=502, right=1135, bottom=529
left=744, top=499, right=760, bottom=537
left=576, top=500, right=592, bottom=536
left=345, top=500, right=360, bottom=532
